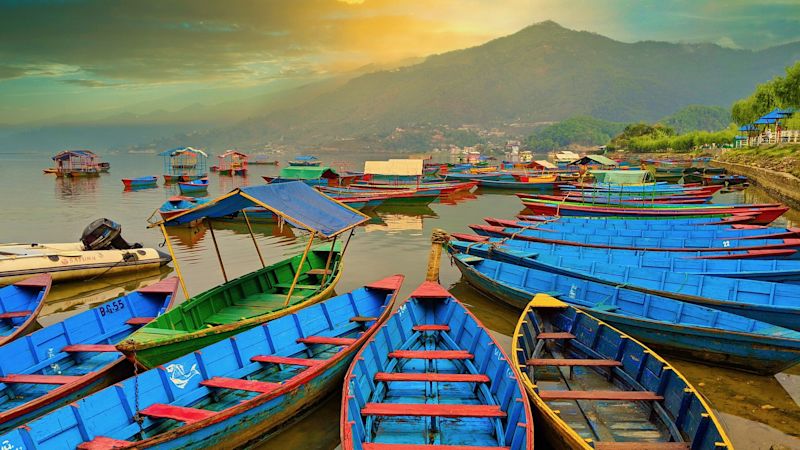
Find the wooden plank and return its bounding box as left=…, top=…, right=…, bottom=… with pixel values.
left=375, top=372, right=489, bottom=383
left=126, top=317, right=155, bottom=325
left=304, top=269, right=332, bottom=276
left=593, top=442, right=689, bottom=450
left=77, top=437, right=134, bottom=450
left=0, top=311, right=32, bottom=319
left=536, top=332, right=575, bottom=340
left=363, top=443, right=510, bottom=450
left=251, top=355, right=324, bottom=367
left=297, top=336, right=357, bottom=346
left=389, top=350, right=473, bottom=360
left=0, top=374, right=81, bottom=384
left=62, top=344, right=118, bottom=353
left=526, top=358, right=622, bottom=367
left=412, top=325, right=451, bottom=332
left=361, top=403, right=506, bottom=418
left=350, top=316, right=378, bottom=323
left=200, top=376, right=280, bottom=393
left=538, top=390, right=663, bottom=401
left=140, top=404, right=216, bottom=424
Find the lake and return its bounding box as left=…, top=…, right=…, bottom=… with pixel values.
left=1, top=151, right=798, bottom=449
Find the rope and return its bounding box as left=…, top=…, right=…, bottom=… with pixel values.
left=125, top=339, right=145, bottom=439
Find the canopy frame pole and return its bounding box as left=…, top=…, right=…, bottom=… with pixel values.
left=158, top=223, right=189, bottom=300
left=284, top=231, right=316, bottom=306
left=320, top=234, right=338, bottom=286
left=206, top=218, right=228, bottom=283
left=242, top=210, right=265, bottom=268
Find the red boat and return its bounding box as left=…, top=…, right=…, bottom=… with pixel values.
left=349, top=180, right=477, bottom=195
left=532, top=193, right=713, bottom=205
left=515, top=214, right=760, bottom=226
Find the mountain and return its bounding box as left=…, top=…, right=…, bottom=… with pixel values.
left=658, top=105, right=732, bottom=133
left=188, top=21, right=798, bottom=148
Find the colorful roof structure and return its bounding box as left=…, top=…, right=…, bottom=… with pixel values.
left=364, top=159, right=424, bottom=176
left=570, top=154, right=618, bottom=166
left=279, top=166, right=338, bottom=180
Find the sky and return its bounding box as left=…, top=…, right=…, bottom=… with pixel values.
left=1, top=0, right=799, bottom=125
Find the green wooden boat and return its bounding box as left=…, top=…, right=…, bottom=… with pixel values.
left=116, top=242, right=343, bottom=368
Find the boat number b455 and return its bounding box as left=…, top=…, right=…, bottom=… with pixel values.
left=99, top=299, right=125, bottom=317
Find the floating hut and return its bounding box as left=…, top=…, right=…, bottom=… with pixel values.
left=159, top=146, right=208, bottom=182
left=288, top=155, right=321, bottom=166
left=216, top=150, right=248, bottom=176
left=51, top=150, right=103, bottom=177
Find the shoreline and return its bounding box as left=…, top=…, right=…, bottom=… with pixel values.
left=713, top=160, right=800, bottom=209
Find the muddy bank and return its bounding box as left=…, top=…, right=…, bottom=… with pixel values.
left=714, top=160, right=800, bottom=208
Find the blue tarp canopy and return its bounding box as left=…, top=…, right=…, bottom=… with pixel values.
left=293, top=155, right=318, bottom=161
left=760, top=109, right=784, bottom=121
left=158, top=181, right=369, bottom=237
left=738, top=124, right=757, bottom=132
left=753, top=117, right=775, bottom=125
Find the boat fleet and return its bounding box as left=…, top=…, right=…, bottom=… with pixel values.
left=14, top=152, right=794, bottom=448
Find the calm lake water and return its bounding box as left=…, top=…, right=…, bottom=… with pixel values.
left=0, top=151, right=798, bottom=449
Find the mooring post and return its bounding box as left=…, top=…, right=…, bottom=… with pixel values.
left=426, top=228, right=450, bottom=282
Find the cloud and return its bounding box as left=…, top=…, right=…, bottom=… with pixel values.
left=59, top=79, right=118, bottom=88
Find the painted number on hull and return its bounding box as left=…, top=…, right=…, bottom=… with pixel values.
left=99, top=299, right=125, bottom=317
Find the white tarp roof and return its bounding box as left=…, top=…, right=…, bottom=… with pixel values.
left=364, top=159, right=423, bottom=176
left=534, top=160, right=557, bottom=169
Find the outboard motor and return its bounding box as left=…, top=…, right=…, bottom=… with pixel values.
left=80, top=218, right=141, bottom=250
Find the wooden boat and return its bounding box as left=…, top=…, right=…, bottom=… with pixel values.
left=157, top=196, right=209, bottom=221
left=0, top=243, right=170, bottom=285
left=42, top=168, right=58, bottom=174
left=524, top=194, right=781, bottom=211
left=0, top=275, right=51, bottom=346
left=117, top=242, right=345, bottom=368
left=478, top=176, right=558, bottom=190
left=177, top=178, right=209, bottom=194
left=449, top=237, right=800, bottom=283
left=350, top=180, right=476, bottom=195
left=535, top=193, right=713, bottom=205
left=163, top=174, right=206, bottom=183
left=443, top=171, right=515, bottom=181
left=703, top=174, right=747, bottom=186
left=450, top=238, right=800, bottom=329
left=518, top=198, right=788, bottom=225
left=513, top=294, right=732, bottom=450
left=1, top=277, right=401, bottom=449
left=121, top=176, right=158, bottom=189
left=515, top=214, right=754, bottom=226
left=0, top=278, right=177, bottom=432
left=319, top=186, right=441, bottom=205
left=341, top=281, right=534, bottom=450
left=470, top=224, right=800, bottom=256
left=484, top=217, right=800, bottom=240
left=451, top=253, right=800, bottom=374
left=289, top=155, right=322, bottom=166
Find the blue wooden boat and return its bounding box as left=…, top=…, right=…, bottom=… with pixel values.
left=485, top=217, right=800, bottom=240
left=157, top=196, right=210, bottom=222
left=449, top=237, right=800, bottom=283
left=341, top=281, right=533, bottom=450
left=515, top=214, right=754, bottom=226
left=516, top=214, right=783, bottom=229
left=471, top=224, right=800, bottom=257
left=513, top=294, right=732, bottom=450
left=0, top=276, right=402, bottom=449
left=451, top=253, right=800, bottom=374
left=122, top=176, right=158, bottom=189
left=0, top=278, right=178, bottom=432
left=443, top=172, right=514, bottom=181
left=177, top=178, right=209, bottom=195
left=449, top=239, right=800, bottom=329
left=0, top=274, right=51, bottom=346
left=478, top=177, right=557, bottom=191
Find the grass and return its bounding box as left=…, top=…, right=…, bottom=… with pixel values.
left=718, top=144, right=800, bottom=178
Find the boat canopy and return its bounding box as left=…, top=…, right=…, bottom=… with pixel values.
left=364, top=159, right=423, bottom=176
left=156, top=181, right=368, bottom=237
left=279, top=166, right=338, bottom=179
left=532, top=160, right=557, bottom=169
left=293, top=155, right=318, bottom=161
left=158, top=146, right=208, bottom=158
left=570, top=154, right=618, bottom=166
left=218, top=150, right=248, bottom=159
left=52, top=150, right=97, bottom=161
left=590, top=169, right=652, bottom=184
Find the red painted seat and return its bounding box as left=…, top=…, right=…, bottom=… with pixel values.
left=374, top=372, right=489, bottom=383
left=200, top=377, right=280, bottom=393
left=296, top=336, right=357, bottom=346
left=361, top=403, right=506, bottom=418
left=536, top=332, right=575, bottom=340
left=362, top=444, right=510, bottom=450
left=62, top=344, right=118, bottom=353
left=537, top=390, right=663, bottom=401
left=526, top=358, right=622, bottom=367
left=250, top=355, right=324, bottom=367
left=412, top=325, right=450, bottom=332
left=126, top=317, right=155, bottom=325
left=77, top=436, right=134, bottom=449
left=139, top=404, right=216, bottom=424
left=0, top=311, right=32, bottom=319
left=389, top=350, right=473, bottom=360
left=0, top=374, right=81, bottom=384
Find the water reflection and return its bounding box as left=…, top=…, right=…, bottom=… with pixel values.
left=54, top=175, right=101, bottom=199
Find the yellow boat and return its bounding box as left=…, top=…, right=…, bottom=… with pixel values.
left=511, top=294, right=733, bottom=450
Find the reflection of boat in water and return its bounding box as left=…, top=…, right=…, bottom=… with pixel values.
left=364, top=213, right=427, bottom=232
left=39, top=268, right=172, bottom=322
left=437, top=191, right=478, bottom=205
left=208, top=219, right=298, bottom=240
left=374, top=203, right=437, bottom=216
left=165, top=224, right=208, bottom=248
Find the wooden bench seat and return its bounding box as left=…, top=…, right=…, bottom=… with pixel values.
left=363, top=444, right=510, bottom=450
left=0, top=311, right=32, bottom=319
left=251, top=355, right=325, bottom=367
left=536, top=332, right=575, bottom=340
left=389, top=350, right=473, bottom=360
left=200, top=376, right=280, bottom=393
left=350, top=316, right=378, bottom=323
left=538, top=390, right=663, bottom=401
left=0, top=374, right=81, bottom=384
left=593, top=442, right=689, bottom=450
left=78, top=436, right=134, bottom=450
left=297, top=336, right=357, bottom=346
left=273, top=283, right=321, bottom=290
left=526, top=358, right=622, bottom=367
left=375, top=372, right=489, bottom=383
left=126, top=317, right=155, bottom=326
left=412, top=325, right=450, bottom=332
left=361, top=403, right=506, bottom=418
left=140, top=404, right=216, bottom=424
left=62, top=344, right=118, bottom=353
left=304, top=269, right=332, bottom=276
